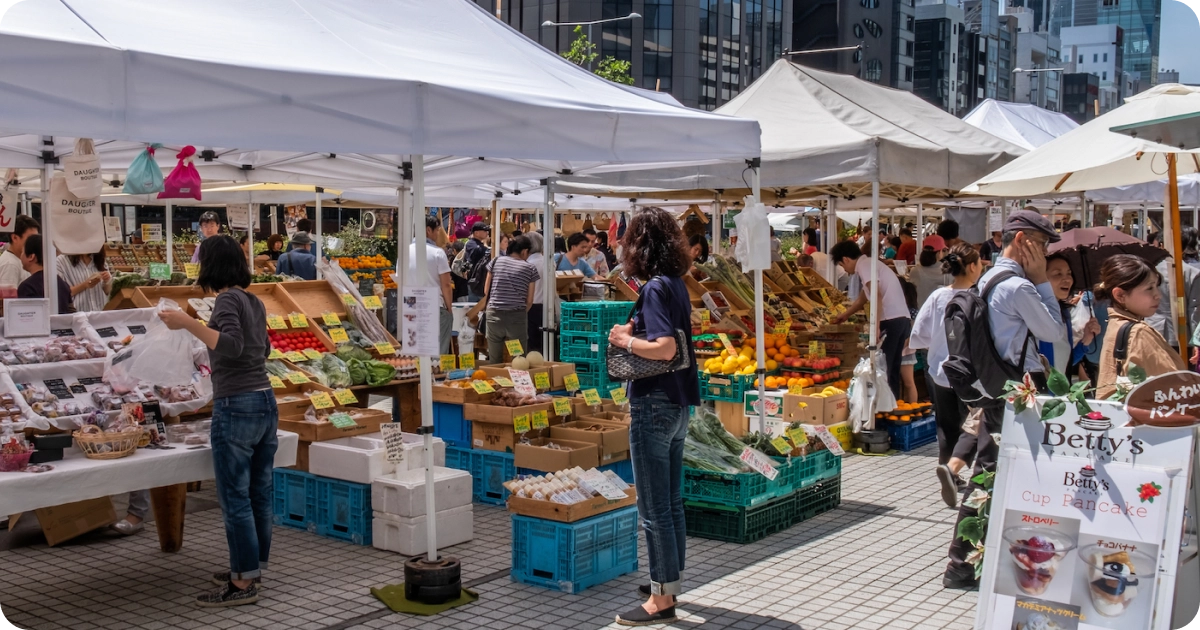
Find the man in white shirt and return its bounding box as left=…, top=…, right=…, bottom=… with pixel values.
left=809, top=250, right=848, bottom=291
left=581, top=228, right=609, bottom=277
left=829, top=240, right=911, bottom=399
left=0, top=215, right=39, bottom=289
left=403, top=215, right=455, bottom=354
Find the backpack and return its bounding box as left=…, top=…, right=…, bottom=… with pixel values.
left=941, top=271, right=1032, bottom=403
left=450, top=246, right=471, bottom=279
left=467, top=255, right=492, bottom=297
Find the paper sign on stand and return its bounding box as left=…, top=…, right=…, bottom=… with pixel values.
left=104, top=217, right=122, bottom=242
left=378, top=423, right=407, bottom=464
left=509, top=370, right=538, bottom=397
left=400, top=286, right=439, bottom=357
left=3, top=299, right=49, bottom=337
left=738, top=447, right=779, bottom=480
left=141, top=223, right=163, bottom=242
left=988, top=206, right=1004, bottom=233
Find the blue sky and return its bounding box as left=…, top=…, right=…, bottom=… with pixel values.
left=1160, top=0, right=1200, bottom=82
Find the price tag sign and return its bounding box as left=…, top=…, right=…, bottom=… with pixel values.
left=267, top=315, right=288, bottom=330
left=513, top=414, right=531, bottom=434
left=531, top=410, right=549, bottom=430
left=471, top=380, right=495, bottom=394
left=285, top=350, right=307, bottom=362
left=771, top=436, right=793, bottom=455
left=333, top=389, right=358, bottom=405
left=787, top=426, right=808, bottom=447
left=374, top=342, right=395, bottom=356
left=362, top=295, right=383, bottom=310
left=814, top=426, right=845, bottom=456
left=440, top=355, right=457, bottom=372
left=302, top=348, right=323, bottom=361
left=563, top=373, right=580, bottom=392
left=739, top=446, right=780, bottom=480
left=582, top=389, right=602, bottom=407
left=553, top=398, right=573, bottom=417
left=268, top=375, right=285, bottom=389
left=505, top=339, right=524, bottom=356
left=818, top=289, right=833, bottom=308
left=774, top=320, right=790, bottom=335
left=184, top=263, right=200, bottom=279
left=718, top=333, right=735, bottom=352
left=341, top=294, right=358, bottom=307
left=322, top=312, right=341, bottom=326
left=492, top=376, right=514, bottom=388
left=149, top=262, right=171, bottom=280
left=268, top=348, right=284, bottom=360
left=286, top=371, right=310, bottom=384
left=533, top=372, right=551, bottom=390
left=328, top=328, right=349, bottom=343
left=610, top=387, right=628, bottom=405
left=289, top=313, right=308, bottom=328
left=378, top=423, right=406, bottom=463
left=459, top=353, right=475, bottom=370
left=788, top=382, right=807, bottom=395
left=329, top=412, right=357, bottom=429
left=309, top=392, right=335, bottom=409
left=808, top=341, right=819, bottom=357
left=510, top=370, right=538, bottom=397
left=699, top=310, right=710, bottom=332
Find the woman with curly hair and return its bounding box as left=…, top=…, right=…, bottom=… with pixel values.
left=607, top=207, right=698, bottom=626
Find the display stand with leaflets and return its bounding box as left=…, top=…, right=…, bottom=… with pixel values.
left=975, top=373, right=1199, bottom=630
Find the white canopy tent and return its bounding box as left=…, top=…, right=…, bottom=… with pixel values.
left=0, top=0, right=761, bottom=564
left=962, top=99, right=1080, bottom=151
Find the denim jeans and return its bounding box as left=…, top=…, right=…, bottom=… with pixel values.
left=629, top=390, right=689, bottom=596
left=126, top=490, right=150, bottom=520
left=210, top=389, right=279, bottom=580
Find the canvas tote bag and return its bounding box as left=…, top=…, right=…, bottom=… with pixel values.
left=48, top=172, right=104, bottom=255
left=62, top=138, right=103, bottom=198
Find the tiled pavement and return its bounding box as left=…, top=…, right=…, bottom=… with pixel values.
left=0, top=442, right=978, bottom=630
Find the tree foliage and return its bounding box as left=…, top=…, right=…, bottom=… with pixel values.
left=561, top=26, right=634, bottom=86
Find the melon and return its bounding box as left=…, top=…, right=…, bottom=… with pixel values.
left=526, top=351, right=546, bottom=367
left=511, top=356, right=530, bottom=370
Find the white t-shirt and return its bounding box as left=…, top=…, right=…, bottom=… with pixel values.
left=810, top=252, right=848, bottom=291
left=0, top=249, right=28, bottom=288
left=855, top=257, right=909, bottom=321
left=403, top=239, right=451, bottom=308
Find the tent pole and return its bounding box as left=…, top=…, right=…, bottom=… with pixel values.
left=749, top=166, right=766, bottom=434
left=164, top=200, right=173, bottom=273
left=916, top=203, right=924, bottom=252
left=411, top=155, right=438, bottom=563
left=826, top=196, right=837, bottom=282
left=248, top=202, right=256, bottom=277
left=42, top=162, right=57, bottom=315
left=1166, top=155, right=1189, bottom=360
left=543, top=182, right=556, bottom=361
left=314, top=193, right=323, bottom=279
left=271, top=205, right=278, bottom=236
left=869, top=182, right=880, bottom=351
left=1079, top=192, right=1087, bottom=227
left=710, top=195, right=720, bottom=257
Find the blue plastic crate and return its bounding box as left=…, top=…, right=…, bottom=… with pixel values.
left=599, top=459, right=635, bottom=484
left=682, top=464, right=793, bottom=508
left=559, top=301, right=634, bottom=334
left=558, top=331, right=607, bottom=362
left=273, top=469, right=318, bottom=531
left=315, top=477, right=372, bottom=545
left=511, top=505, right=639, bottom=593
left=433, top=402, right=472, bottom=448
left=884, top=416, right=937, bottom=452
left=446, top=446, right=516, bottom=505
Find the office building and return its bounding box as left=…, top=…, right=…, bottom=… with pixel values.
left=1048, top=0, right=1160, bottom=90
left=791, top=0, right=916, bottom=90
left=475, top=0, right=791, bottom=110
left=1159, top=68, right=1179, bottom=84
left=1061, top=72, right=1099, bottom=122
left=913, top=2, right=967, bottom=113
left=1011, top=5, right=1063, bottom=110
left=1060, top=23, right=1125, bottom=113
left=961, top=0, right=1019, bottom=105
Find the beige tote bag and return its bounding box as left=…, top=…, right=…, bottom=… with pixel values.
left=48, top=172, right=104, bottom=255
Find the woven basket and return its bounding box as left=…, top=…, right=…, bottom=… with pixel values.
left=73, top=426, right=141, bottom=460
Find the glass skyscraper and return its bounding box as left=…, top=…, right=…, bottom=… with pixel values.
left=1050, top=0, right=1159, bottom=87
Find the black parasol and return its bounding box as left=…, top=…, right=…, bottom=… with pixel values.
left=1047, top=227, right=1169, bottom=296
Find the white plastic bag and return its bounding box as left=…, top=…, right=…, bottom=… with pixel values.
left=104, top=299, right=196, bottom=390
left=847, top=348, right=897, bottom=432
left=733, top=195, right=771, bottom=272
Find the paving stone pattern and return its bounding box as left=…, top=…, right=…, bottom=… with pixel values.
left=0, top=443, right=977, bottom=630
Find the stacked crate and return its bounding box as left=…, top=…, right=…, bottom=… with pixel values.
left=557, top=301, right=633, bottom=394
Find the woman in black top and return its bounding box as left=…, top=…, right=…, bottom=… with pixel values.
left=607, top=207, right=698, bottom=627
left=160, top=235, right=277, bottom=608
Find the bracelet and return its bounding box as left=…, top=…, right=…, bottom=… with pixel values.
left=626, top=338, right=634, bottom=353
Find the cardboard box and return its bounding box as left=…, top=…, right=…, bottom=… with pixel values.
left=713, top=400, right=747, bottom=437
left=743, top=391, right=786, bottom=421
left=827, top=421, right=853, bottom=452
left=431, top=383, right=495, bottom=405
left=550, top=420, right=630, bottom=464
left=783, top=389, right=849, bottom=426
left=579, top=411, right=630, bottom=424
left=507, top=488, right=637, bottom=523
left=472, top=421, right=536, bottom=452
left=513, top=437, right=600, bottom=472
left=463, top=402, right=554, bottom=424
left=35, top=497, right=117, bottom=547
left=277, top=408, right=390, bottom=442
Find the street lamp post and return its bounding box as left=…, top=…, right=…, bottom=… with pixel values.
left=542, top=12, right=641, bottom=71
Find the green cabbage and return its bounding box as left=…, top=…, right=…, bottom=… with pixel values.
left=336, top=344, right=373, bottom=363
left=365, top=360, right=396, bottom=387
left=347, top=359, right=369, bottom=386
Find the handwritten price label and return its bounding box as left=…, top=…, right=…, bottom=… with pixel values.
left=333, top=389, right=358, bottom=405
left=341, top=294, right=358, bottom=307
left=771, top=436, right=793, bottom=455
left=471, top=380, right=495, bottom=394
left=490, top=376, right=512, bottom=388
left=787, top=426, right=808, bottom=447
left=285, top=351, right=307, bottom=362
left=266, top=315, right=288, bottom=330
left=289, top=313, right=308, bottom=328
left=322, top=312, right=341, bottom=326
left=533, top=372, right=551, bottom=390
left=459, top=353, right=475, bottom=369
left=582, top=389, right=602, bottom=407
left=774, top=320, right=790, bottom=335
left=184, top=263, right=200, bottom=279
left=302, top=348, right=323, bottom=361
left=699, top=310, right=710, bottom=332
left=286, top=372, right=309, bottom=385
left=328, top=328, right=349, bottom=343
left=739, top=446, right=780, bottom=480
left=309, top=392, right=335, bottom=409
left=268, top=375, right=285, bottom=389
left=268, top=348, right=284, bottom=360
left=818, top=289, right=833, bottom=307
left=440, top=355, right=457, bottom=371
left=513, top=414, right=531, bottom=434
left=553, top=398, right=573, bottom=417
left=361, top=295, right=383, bottom=310
left=505, top=339, right=524, bottom=356
left=531, top=410, right=549, bottom=430
left=718, top=333, right=735, bottom=352
left=563, top=373, right=580, bottom=392
left=374, top=342, right=395, bottom=356
left=610, top=387, right=628, bottom=405
left=329, top=413, right=357, bottom=429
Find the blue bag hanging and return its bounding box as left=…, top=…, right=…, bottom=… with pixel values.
left=122, top=144, right=165, bottom=195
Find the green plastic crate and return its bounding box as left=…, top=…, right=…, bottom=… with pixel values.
left=699, top=372, right=751, bottom=402
left=682, top=462, right=792, bottom=508
left=560, top=301, right=634, bottom=334
left=793, top=475, right=841, bottom=523
left=785, top=449, right=842, bottom=491
left=684, top=492, right=797, bottom=543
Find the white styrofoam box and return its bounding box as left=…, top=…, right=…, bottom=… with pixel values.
left=371, top=503, right=473, bottom=555
left=362, top=431, right=446, bottom=471
left=371, top=466, right=472, bottom=517
left=307, top=436, right=391, bottom=485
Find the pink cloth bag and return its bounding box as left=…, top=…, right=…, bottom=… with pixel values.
left=157, top=146, right=202, bottom=201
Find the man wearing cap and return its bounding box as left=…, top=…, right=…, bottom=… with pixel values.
left=276, top=231, right=317, bottom=280
left=465, top=222, right=491, bottom=302
left=942, top=209, right=1067, bottom=590
left=191, top=211, right=222, bottom=263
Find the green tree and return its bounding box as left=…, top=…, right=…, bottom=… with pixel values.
left=560, top=26, right=634, bottom=86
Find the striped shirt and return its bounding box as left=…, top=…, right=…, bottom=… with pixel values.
left=486, top=256, right=538, bottom=312
left=56, top=255, right=107, bottom=312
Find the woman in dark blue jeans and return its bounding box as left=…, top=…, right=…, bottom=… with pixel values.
left=607, top=207, right=699, bottom=626
left=160, top=235, right=278, bottom=608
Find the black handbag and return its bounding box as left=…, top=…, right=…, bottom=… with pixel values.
left=606, top=277, right=692, bottom=381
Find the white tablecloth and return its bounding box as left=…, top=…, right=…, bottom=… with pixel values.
left=0, top=431, right=298, bottom=515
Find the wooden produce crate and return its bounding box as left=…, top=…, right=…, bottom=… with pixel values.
left=132, top=286, right=214, bottom=315
left=508, top=488, right=636, bottom=523
left=277, top=408, right=390, bottom=442
left=274, top=382, right=342, bottom=416
left=250, top=283, right=337, bottom=353
left=431, top=382, right=495, bottom=405
left=279, top=280, right=401, bottom=358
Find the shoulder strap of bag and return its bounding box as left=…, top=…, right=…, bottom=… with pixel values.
left=979, top=270, right=1034, bottom=372
left=1113, top=321, right=1136, bottom=374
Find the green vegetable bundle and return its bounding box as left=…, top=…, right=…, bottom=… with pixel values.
left=345, top=358, right=396, bottom=386
left=687, top=406, right=781, bottom=468
left=318, top=354, right=352, bottom=388
left=683, top=437, right=746, bottom=473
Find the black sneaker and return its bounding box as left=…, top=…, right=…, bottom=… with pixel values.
left=196, top=582, right=259, bottom=608
left=942, top=574, right=980, bottom=590
left=211, top=572, right=264, bottom=589
left=637, top=584, right=677, bottom=602
left=616, top=605, right=677, bottom=626
left=936, top=465, right=961, bottom=509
